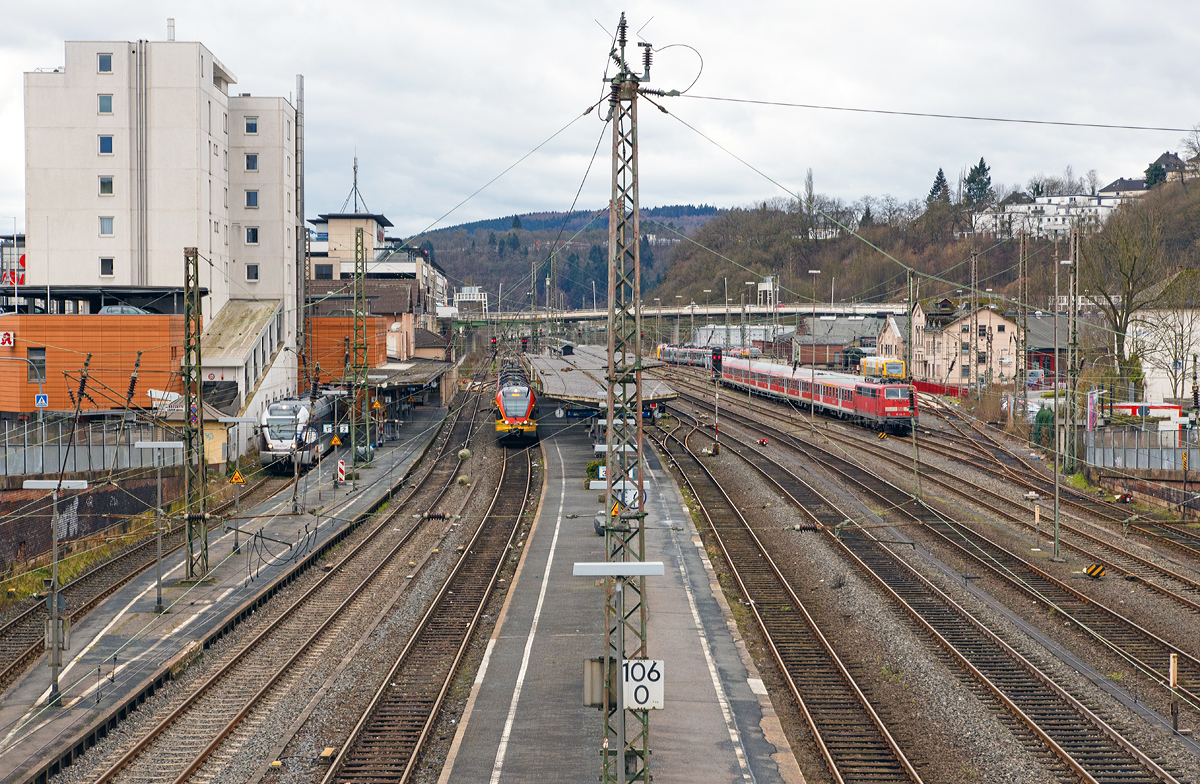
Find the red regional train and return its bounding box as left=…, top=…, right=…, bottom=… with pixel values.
left=718, top=356, right=916, bottom=434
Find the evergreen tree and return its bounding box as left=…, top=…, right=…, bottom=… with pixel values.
left=859, top=205, right=874, bottom=227
left=419, top=240, right=435, bottom=264
left=487, top=231, right=497, bottom=246
left=1145, top=161, right=1167, bottom=188
left=927, top=168, right=951, bottom=205
left=964, top=157, right=992, bottom=208
left=512, top=215, right=523, bottom=230
left=507, top=232, right=520, bottom=251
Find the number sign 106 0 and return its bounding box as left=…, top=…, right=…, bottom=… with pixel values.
left=622, top=659, right=664, bottom=710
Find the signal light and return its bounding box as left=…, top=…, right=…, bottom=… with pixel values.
left=490, top=337, right=497, bottom=345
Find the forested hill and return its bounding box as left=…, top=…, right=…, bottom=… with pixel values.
left=420, top=205, right=720, bottom=311
left=434, top=204, right=719, bottom=235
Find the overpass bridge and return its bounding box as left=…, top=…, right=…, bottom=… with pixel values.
left=455, top=301, right=907, bottom=327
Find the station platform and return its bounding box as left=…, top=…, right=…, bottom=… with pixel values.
left=0, top=406, right=449, bottom=784
left=526, top=345, right=676, bottom=409
left=439, top=418, right=803, bottom=784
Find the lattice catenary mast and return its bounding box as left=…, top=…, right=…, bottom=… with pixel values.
left=183, top=246, right=207, bottom=579
left=600, top=13, right=678, bottom=783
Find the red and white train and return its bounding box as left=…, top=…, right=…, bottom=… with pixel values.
left=719, top=356, right=916, bottom=433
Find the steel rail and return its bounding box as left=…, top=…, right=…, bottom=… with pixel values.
left=666, top=395, right=1200, bottom=710
left=669, top=375, right=1200, bottom=615
left=652, top=417, right=922, bottom=784
left=0, top=471, right=284, bottom=693
left=322, top=446, right=532, bottom=784
left=90, top=391, right=485, bottom=784
left=672, top=402, right=1179, bottom=784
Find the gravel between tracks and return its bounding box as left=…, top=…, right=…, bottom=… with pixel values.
left=699, top=400, right=1200, bottom=783
left=50, top=408, right=492, bottom=784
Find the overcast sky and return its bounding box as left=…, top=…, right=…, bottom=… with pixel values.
left=1, top=1, right=1196, bottom=238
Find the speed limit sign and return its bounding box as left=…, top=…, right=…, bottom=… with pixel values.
left=622, top=659, right=664, bottom=710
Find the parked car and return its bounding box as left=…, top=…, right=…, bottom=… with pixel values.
left=98, top=305, right=150, bottom=315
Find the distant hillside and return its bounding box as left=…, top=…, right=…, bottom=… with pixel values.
left=419, top=205, right=721, bottom=311
left=432, top=204, right=720, bottom=236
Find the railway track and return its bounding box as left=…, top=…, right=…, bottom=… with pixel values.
left=694, top=383, right=1200, bottom=617
left=667, top=370, right=1200, bottom=616
left=321, top=446, right=533, bottom=784
left=79, top=391, right=486, bottom=784
left=652, top=417, right=923, bottom=783
left=666, top=402, right=1183, bottom=784
left=927, top=403, right=1200, bottom=559
left=668, top=390, right=1200, bottom=711
left=0, top=471, right=284, bottom=694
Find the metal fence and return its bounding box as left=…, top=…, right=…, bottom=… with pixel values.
left=1085, top=428, right=1197, bottom=471
left=1, top=419, right=184, bottom=476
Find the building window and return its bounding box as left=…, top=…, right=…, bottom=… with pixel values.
left=99, top=135, right=114, bottom=155
left=99, top=176, right=114, bottom=195
left=99, top=257, right=114, bottom=277
left=960, top=365, right=969, bottom=377
left=98, top=94, right=113, bottom=114
left=98, top=53, right=112, bottom=73
left=246, top=190, right=258, bottom=208
left=27, top=348, right=45, bottom=383
left=99, top=217, right=114, bottom=237
left=223, top=112, right=228, bottom=133
left=287, top=120, right=291, bottom=139
left=997, top=324, right=1005, bottom=332
left=246, top=227, right=259, bottom=245
left=246, top=263, right=259, bottom=281
left=315, top=264, right=333, bottom=280
left=245, top=116, right=258, bottom=134
left=224, top=187, right=228, bottom=208
left=245, top=153, right=258, bottom=171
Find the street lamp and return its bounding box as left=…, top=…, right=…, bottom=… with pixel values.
left=674, top=296, right=683, bottom=344
left=24, top=478, right=88, bottom=705
left=808, top=270, right=821, bottom=436
left=702, top=290, right=713, bottom=343
left=653, top=298, right=661, bottom=348
left=1052, top=254, right=1071, bottom=562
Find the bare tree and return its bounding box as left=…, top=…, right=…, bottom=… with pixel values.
left=1086, top=169, right=1101, bottom=196
left=1129, top=270, right=1200, bottom=399
left=1181, top=123, right=1200, bottom=179
left=1079, top=198, right=1166, bottom=371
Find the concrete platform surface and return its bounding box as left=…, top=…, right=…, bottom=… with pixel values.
left=439, top=419, right=802, bottom=784
left=0, top=406, right=448, bottom=784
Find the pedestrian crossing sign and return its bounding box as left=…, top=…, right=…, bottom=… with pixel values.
left=330, top=435, right=342, bottom=446
left=230, top=469, right=246, bottom=485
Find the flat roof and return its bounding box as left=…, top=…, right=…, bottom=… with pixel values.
left=526, top=345, right=675, bottom=406
left=329, top=358, right=454, bottom=389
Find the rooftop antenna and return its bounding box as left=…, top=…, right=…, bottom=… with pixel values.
left=339, top=154, right=371, bottom=214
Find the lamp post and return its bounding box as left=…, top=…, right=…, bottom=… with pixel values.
left=744, top=282, right=755, bottom=352
left=702, top=290, right=712, bottom=344
left=24, top=478, right=88, bottom=706
left=724, top=278, right=730, bottom=350
left=809, top=270, right=821, bottom=436
left=1052, top=253, right=1071, bottom=562
left=134, top=441, right=183, bottom=611
left=674, top=295, right=682, bottom=344
left=653, top=298, right=661, bottom=348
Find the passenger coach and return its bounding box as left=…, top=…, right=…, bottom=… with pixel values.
left=719, top=356, right=915, bottom=434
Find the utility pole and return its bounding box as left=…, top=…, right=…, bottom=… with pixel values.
left=964, top=252, right=974, bottom=398
left=183, top=247, right=207, bottom=580
left=1020, top=231, right=1029, bottom=439
left=350, top=228, right=369, bottom=465
left=1068, top=226, right=1080, bottom=473
left=908, top=268, right=921, bottom=500
left=600, top=14, right=669, bottom=782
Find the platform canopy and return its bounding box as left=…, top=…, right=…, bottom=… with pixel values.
left=526, top=345, right=676, bottom=407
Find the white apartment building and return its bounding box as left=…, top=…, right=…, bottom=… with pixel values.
left=23, top=35, right=304, bottom=453
left=973, top=193, right=1120, bottom=239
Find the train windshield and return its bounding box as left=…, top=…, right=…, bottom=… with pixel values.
left=265, top=417, right=297, bottom=440
left=884, top=388, right=905, bottom=399
left=886, top=362, right=903, bottom=376
left=502, top=388, right=531, bottom=417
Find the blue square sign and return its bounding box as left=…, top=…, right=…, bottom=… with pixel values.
left=35, top=394, right=49, bottom=408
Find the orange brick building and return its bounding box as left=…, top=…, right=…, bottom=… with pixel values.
left=0, top=314, right=184, bottom=413
left=307, top=316, right=387, bottom=385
